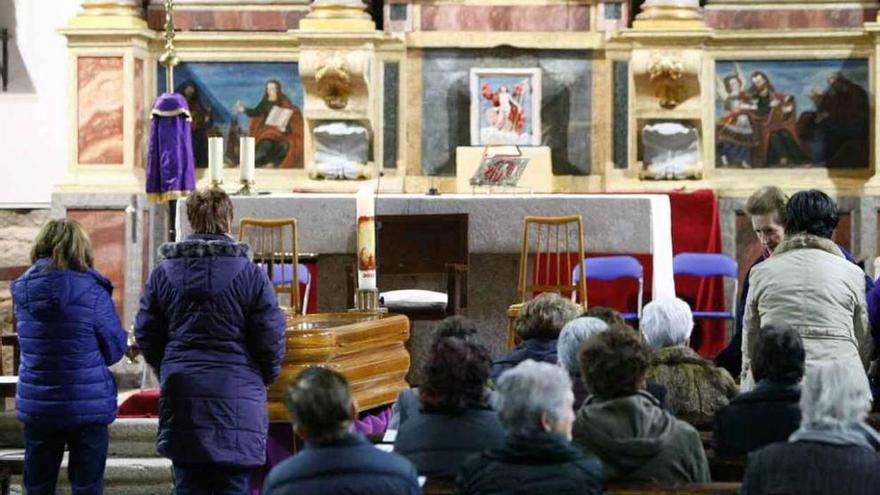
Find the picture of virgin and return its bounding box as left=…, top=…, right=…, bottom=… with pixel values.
left=715, top=59, right=868, bottom=169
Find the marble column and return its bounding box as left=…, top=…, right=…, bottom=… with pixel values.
left=300, top=0, right=374, bottom=31
left=71, top=0, right=147, bottom=28
left=632, top=0, right=705, bottom=29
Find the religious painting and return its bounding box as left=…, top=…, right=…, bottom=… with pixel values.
left=714, top=59, right=869, bottom=169
left=469, top=68, right=542, bottom=146
left=158, top=62, right=304, bottom=169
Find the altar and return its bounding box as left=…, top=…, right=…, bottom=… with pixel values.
left=176, top=192, right=674, bottom=357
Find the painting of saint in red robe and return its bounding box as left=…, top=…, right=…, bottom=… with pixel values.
left=233, top=79, right=304, bottom=168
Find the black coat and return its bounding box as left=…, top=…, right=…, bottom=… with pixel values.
left=457, top=431, right=604, bottom=495
left=713, top=381, right=801, bottom=455
left=263, top=433, right=421, bottom=495
left=394, top=405, right=506, bottom=478
left=490, top=338, right=557, bottom=382
left=743, top=440, right=880, bottom=495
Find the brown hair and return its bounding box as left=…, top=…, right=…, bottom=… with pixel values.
left=580, top=325, right=651, bottom=399
left=30, top=218, right=94, bottom=271
left=186, top=188, right=234, bottom=235
left=745, top=186, right=787, bottom=224
left=581, top=306, right=625, bottom=327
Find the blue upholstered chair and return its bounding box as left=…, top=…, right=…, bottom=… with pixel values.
left=572, top=256, right=644, bottom=321
left=672, top=252, right=738, bottom=330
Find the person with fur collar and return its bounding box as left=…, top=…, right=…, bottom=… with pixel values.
left=741, top=190, right=871, bottom=391
left=641, top=298, right=738, bottom=419
left=134, top=188, right=286, bottom=494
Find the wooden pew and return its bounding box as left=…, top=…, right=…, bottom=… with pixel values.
left=607, top=482, right=741, bottom=495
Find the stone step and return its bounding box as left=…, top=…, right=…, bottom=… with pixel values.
left=8, top=456, right=174, bottom=495
left=0, top=413, right=160, bottom=458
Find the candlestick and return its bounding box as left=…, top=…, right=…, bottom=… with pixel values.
left=356, top=185, right=376, bottom=291
left=208, top=137, right=224, bottom=187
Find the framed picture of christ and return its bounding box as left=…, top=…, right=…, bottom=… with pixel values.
left=158, top=61, right=304, bottom=169
left=714, top=58, right=869, bottom=169
left=469, top=68, right=542, bottom=146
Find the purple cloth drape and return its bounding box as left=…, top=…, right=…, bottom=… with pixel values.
left=146, top=93, right=195, bottom=203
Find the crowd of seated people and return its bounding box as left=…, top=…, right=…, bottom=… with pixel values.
left=11, top=185, right=880, bottom=495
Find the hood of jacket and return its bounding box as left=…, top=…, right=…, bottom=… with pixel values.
left=158, top=233, right=252, bottom=302
left=11, top=258, right=112, bottom=318
left=774, top=233, right=844, bottom=258
left=574, top=392, right=676, bottom=476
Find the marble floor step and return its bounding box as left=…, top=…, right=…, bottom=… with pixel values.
left=7, top=456, right=174, bottom=495
left=0, top=413, right=160, bottom=458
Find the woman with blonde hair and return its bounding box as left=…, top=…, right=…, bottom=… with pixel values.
left=11, top=218, right=128, bottom=495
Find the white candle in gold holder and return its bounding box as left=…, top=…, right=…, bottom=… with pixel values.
left=208, top=137, right=224, bottom=185
left=239, top=137, right=255, bottom=182
left=356, top=185, right=376, bottom=290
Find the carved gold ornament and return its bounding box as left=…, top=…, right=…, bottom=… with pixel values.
left=315, top=56, right=352, bottom=110
left=648, top=53, right=685, bottom=109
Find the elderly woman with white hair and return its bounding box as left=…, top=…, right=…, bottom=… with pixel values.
left=641, top=298, right=737, bottom=419
left=457, top=360, right=603, bottom=495
left=742, top=362, right=880, bottom=495
left=558, top=318, right=668, bottom=410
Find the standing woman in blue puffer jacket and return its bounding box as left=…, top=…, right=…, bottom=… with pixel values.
left=11, top=218, right=128, bottom=495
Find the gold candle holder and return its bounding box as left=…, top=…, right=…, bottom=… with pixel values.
left=236, top=179, right=256, bottom=196
left=354, top=288, right=386, bottom=313
left=210, top=179, right=223, bottom=189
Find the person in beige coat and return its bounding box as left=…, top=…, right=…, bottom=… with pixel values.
left=742, top=189, right=871, bottom=391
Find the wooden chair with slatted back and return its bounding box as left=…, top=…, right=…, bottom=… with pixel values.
left=506, top=215, right=587, bottom=350
left=238, top=218, right=304, bottom=314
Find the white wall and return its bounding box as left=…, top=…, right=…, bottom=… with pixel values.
left=0, top=0, right=80, bottom=207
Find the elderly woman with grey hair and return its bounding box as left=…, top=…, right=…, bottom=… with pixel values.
left=457, top=360, right=603, bottom=495
left=558, top=318, right=669, bottom=410
left=490, top=293, right=579, bottom=382
left=641, top=298, right=737, bottom=419
left=742, top=362, right=880, bottom=495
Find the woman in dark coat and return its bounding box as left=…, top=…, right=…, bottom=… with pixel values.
left=394, top=323, right=505, bottom=478
left=135, top=188, right=286, bottom=494
left=12, top=218, right=128, bottom=495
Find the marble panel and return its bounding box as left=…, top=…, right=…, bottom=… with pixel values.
left=134, top=58, right=145, bottom=169
left=613, top=61, right=629, bottom=169
left=77, top=57, right=124, bottom=165
left=383, top=62, right=400, bottom=170
left=707, top=8, right=877, bottom=30
left=147, top=7, right=307, bottom=31
left=420, top=4, right=590, bottom=32
left=67, top=209, right=127, bottom=318
left=421, top=49, right=592, bottom=176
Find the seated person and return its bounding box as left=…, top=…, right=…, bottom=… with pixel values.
left=557, top=318, right=668, bottom=410
left=394, top=333, right=505, bottom=478
left=642, top=298, right=738, bottom=418
left=457, top=360, right=603, bottom=495
left=582, top=306, right=626, bottom=326
left=743, top=362, right=880, bottom=495
left=491, top=293, right=579, bottom=381
left=263, top=368, right=421, bottom=495
left=573, top=328, right=710, bottom=483
left=390, top=317, right=483, bottom=429
left=714, top=325, right=804, bottom=455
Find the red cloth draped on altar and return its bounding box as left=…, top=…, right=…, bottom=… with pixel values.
left=534, top=189, right=726, bottom=358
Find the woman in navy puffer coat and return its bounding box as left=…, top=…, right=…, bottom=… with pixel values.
left=135, top=188, right=286, bottom=495
left=12, top=218, right=128, bottom=495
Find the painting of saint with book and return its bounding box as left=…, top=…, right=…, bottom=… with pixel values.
left=159, top=62, right=304, bottom=168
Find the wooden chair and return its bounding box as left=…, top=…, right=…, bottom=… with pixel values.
left=506, top=216, right=587, bottom=350
left=238, top=218, right=306, bottom=314
left=346, top=214, right=468, bottom=320
left=0, top=265, right=27, bottom=379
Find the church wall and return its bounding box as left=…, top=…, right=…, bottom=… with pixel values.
left=1, top=0, right=80, bottom=206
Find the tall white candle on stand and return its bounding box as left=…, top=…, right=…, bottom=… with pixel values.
left=208, top=137, right=224, bottom=183
left=356, top=185, right=377, bottom=290
left=239, top=137, right=255, bottom=182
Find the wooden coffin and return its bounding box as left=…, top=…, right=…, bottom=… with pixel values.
left=268, top=311, right=411, bottom=422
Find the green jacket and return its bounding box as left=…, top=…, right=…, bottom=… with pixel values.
left=572, top=391, right=710, bottom=484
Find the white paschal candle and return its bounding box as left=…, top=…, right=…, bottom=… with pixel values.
left=208, top=137, right=224, bottom=183
left=240, top=137, right=255, bottom=182
left=356, top=185, right=377, bottom=290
